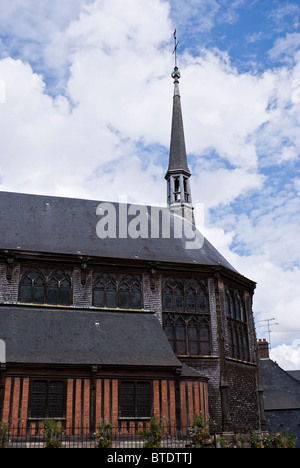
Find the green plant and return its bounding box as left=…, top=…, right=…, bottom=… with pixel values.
left=216, top=436, right=227, bottom=448
left=0, top=422, right=9, bottom=448
left=96, top=419, right=113, bottom=448
left=236, top=434, right=249, bottom=448
left=139, top=417, right=164, bottom=448
left=283, top=429, right=296, bottom=448
left=249, top=430, right=264, bottom=448
left=261, top=432, right=273, bottom=448
left=42, top=419, right=63, bottom=448
left=250, top=429, right=296, bottom=449
left=189, top=413, right=209, bottom=448
left=271, top=430, right=296, bottom=449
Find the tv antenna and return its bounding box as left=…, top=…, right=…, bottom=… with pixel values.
left=257, top=318, right=278, bottom=350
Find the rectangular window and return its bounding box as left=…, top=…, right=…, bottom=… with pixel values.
left=30, top=380, right=66, bottom=419
left=119, top=381, right=151, bottom=419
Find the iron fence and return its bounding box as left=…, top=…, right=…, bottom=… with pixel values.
left=5, top=426, right=196, bottom=449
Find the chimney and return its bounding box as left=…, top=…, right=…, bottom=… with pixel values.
left=257, top=339, right=269, bottom=359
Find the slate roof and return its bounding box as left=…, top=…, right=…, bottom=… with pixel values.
left=287, top=370, right=300, bottom=381
left=0, top=306, right=182, bottom=368
left=166, top=84, right=191, bottom=177
left=260, top=359, right=300, bottom=410
left=0, top=191, right=239, bottom=273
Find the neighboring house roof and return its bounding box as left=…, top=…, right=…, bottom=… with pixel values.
left=0, top=306, right=182, bottom=369
left=287, top=370, right=300, bottom=381
left=260, top=359, right=300, bottom=410
left=0, top=191, right=240, bottom=274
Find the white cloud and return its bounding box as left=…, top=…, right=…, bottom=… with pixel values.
left=180, top=52, right=274, bottom=169
left=271, top=344, right=300, bottom=371
left=0, top=0, right=174, bottom=202
left=268, top=32, right=300, bottom=64
left=295, top=179, right=300, bottom=195
left=268, top=4, right=300, bottom=34
left=191, top=167, right=264, bottom=210
left=0, top=0, right=275, bottom=201
left=0, top=0, right=94, bottom=93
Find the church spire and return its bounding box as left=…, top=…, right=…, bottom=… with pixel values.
left=165, top=30, right=193, bottom=222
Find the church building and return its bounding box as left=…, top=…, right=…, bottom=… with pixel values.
left=0, top=58, right=266, bottom=436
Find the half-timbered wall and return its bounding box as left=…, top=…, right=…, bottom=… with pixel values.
left=1, top=375, right=209, bottom=433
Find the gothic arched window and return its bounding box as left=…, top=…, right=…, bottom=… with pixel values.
left=93, top=273, right=117, bottom=308
left=19, top=267, right=72, bottom=306
left=47, top=269, right=72, bottom=306
left=19, top=267, right=46, bottom=304
left=93, top=272, right=142, bottom=310
left=162, top=277, right=211, bottom=356
left=225, top=288, right=249, bottom=362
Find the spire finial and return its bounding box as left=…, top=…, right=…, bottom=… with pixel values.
left=172, top=29, right=181, bottom=84
left=173, top=29, right=179, bottom=68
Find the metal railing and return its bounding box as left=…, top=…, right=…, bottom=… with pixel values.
left=5, top=426, right=194, bottom=449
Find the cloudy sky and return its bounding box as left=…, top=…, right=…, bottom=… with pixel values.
left=0, top=0, right=300, bottom=369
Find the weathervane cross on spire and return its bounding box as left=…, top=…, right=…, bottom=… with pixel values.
left=173, top=29, right=179, bottom=68
left=172, top=29, right=181, bottom=84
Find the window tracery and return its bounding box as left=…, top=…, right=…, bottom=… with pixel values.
left=225, top=288, right=250, bottom=361
left=19, top=267, right=72, bottom=306
left=93, top=272, right=142, bottom=310
left=162, top=277, right=211, bottom=356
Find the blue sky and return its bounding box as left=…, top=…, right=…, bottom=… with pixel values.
left=0, top=0, right=300, bottom=368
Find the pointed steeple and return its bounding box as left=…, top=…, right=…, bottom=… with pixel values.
left=165, top=32, right=193, bottom=223
left=166, top=70, right=191, bottom=178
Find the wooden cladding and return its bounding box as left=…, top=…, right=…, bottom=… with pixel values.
left=1, top=376, right=209, bottom=432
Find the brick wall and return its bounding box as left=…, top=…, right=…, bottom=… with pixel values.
left=2, top=377, right=29, bottom=435
left=180, top=380, right=209, bottom=431
left=226, top=361, right=260, bottom=431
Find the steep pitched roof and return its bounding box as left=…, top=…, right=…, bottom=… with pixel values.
left=0, top=306, right=181, bottom=368
left=0, top=191, right=239, bottom=273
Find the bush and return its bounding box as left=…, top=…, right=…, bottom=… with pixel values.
left=0, top=422, right=9, bottom=448
left=139, top=417, right=164, bottom=448
left=42, top=419, right=63, bottom=448
left=265, top=430, right=296, bottom=449
left=96, top=419, right=113, bottom=448
left=189, top=413, right=209, bottom=448
left=239, top=429, right=297, bottom=449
